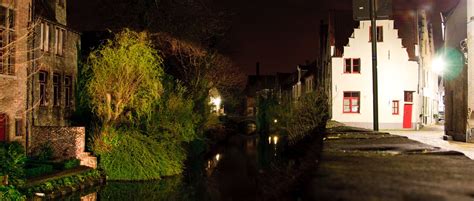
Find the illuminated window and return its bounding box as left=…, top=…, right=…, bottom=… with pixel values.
left=40, top=22, right=50, bottom=51
left=39, top=71, right=48, bottom=106
left=53, top=73, right=61, bottom=106
left=392, top=100, right=399, bottom=115
left=54, top=27, right=65, bottom=56
left=369, top=26, right=383, bottom=42
left=404, top=91, right=414, bottom=102
left=344, top=58, right=361, bottom=73
left=343, top=91, right=360, bottom=113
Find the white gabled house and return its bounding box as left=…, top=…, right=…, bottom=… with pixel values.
left=331, top=19, right=424, bottom=129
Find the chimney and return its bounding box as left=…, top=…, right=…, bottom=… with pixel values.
left=256, top=62, right=260, bottom=77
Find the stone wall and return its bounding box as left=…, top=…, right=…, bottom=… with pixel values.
left=30, top=126, right=85, bottom=160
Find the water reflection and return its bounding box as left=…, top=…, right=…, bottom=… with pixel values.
left=62, top=132, right=286, bottom=201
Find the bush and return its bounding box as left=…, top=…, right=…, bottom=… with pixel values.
left=63, top=159, right=81, bottom=170
left=99, top=131, right=186, bottom=181
left=0, top=185, right=25, bottom=201
left=36, top=143, right=54, bottom=161
left=0, top=142, right=26, bottom=185
left=25, top=164, right=54, bottom=178
left=285, top=91, right=329, bottom=144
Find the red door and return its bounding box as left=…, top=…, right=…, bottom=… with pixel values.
left=403, top=104, right=413, bottom=128
left=0, top=114, right=6, bottom=141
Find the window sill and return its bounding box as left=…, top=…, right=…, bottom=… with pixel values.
left=0, top=74, right=17, bottom=80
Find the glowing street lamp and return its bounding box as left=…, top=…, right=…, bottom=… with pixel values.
left=432, top=56, right=446, bottom=74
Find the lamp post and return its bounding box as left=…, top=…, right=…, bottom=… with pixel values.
left=370, top=0, right=379, bottom=131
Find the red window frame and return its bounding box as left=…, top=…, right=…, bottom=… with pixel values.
left=343, top=91, right=360, bottom=113
left=392, top=100, right=399, bottom=115
left=344, top=58, right=361, bottom=74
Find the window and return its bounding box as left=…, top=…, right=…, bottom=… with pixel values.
left=65, top=76, right=72, bottom=107
left=55, top=28, right=65, bottom=56
left=15, top=118, right=22, bottom=137
left=343, top=92, right=360, bottom=113
left=369, top=26, right=383, bottom=42
left=0, top=6, right=15, bottom=75
left=344, top=58, right=361, bottom=73
left=39, top=71, right=48, bottom=106
left=40, top=22, right=49, bottom=51
left=53, top=73, right=61, bottom=106
left=404, top=91, right=414, bottom=102
left=392, top=100, right=399, bottom=115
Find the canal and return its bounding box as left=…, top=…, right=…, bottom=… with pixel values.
left=60, top=131, right=291, bottom=201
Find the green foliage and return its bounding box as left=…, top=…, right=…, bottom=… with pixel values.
left=0, top=185, right=25, bottom=201
left=285, top=92, right=330, bottom=144
left=35, top=143, right=53, bottom=161
left=24, top=164, right=53, bottom=178
left=0, top=142, right=26, bottom=185
left=22, top=170, right=101, bottom=196
left=84, top=29, right=164, bottom=125
left=63, top=159, right=81, bottom=170
left=256, top=92, right=279, bottom=133
left=99, top=131, right=186, bottom=181
left=147, top=79, right=199, bottom=143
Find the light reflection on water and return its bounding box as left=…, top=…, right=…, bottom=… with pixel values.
left=62, top=132, right=286, bottom=201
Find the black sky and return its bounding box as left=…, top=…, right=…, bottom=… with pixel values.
left=69, top=0, right=457, bottom=75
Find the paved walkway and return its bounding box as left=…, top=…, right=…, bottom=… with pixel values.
left=390, top=125, right=474, bottom=159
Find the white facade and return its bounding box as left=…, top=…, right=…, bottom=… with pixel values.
left=331, top=20, right=421, bottom=129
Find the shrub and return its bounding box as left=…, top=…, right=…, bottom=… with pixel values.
left=25, top=164, right=54, bottom=178
left=36, top=143, right=54, bottom=161
left=285, top=91, right=329, bottom=144
left=0, top=185, right=25, bottom=201
left=99, top=131, right=186, bottom=181
left=0, top=142, right=26, bottom=185
left=63, top=159, right=81, bottom=170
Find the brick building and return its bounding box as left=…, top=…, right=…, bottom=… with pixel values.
left=0, top=0, right=94, bottom=166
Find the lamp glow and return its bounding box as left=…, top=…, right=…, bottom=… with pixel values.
left=432, top=57, right=446, bottom=74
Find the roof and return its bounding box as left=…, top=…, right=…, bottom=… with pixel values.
left=245, top=75, right=277, bottom=97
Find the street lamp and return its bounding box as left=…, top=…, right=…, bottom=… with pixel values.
left=432, top=56, right=446, bottom=74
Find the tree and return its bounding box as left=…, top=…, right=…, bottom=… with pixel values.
left=84, top=29, right=164, bottom=128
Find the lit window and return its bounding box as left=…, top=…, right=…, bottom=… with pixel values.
left=0, top=6, right=15, bottom=75
left=40, top=22, right=50, bottom=51
left=55, top=28, right=65, bottom=56
left=39, top=71, right=48, bottom=106
left=344, top=58, right=361, bottom=73
left=343, top=92, right=360, bottom=113
left=392, top=100, right=399, bottom=115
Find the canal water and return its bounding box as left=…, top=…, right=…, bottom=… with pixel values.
left=61, top=132, right=288, bottom=201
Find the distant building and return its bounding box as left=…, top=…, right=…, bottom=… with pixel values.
left=244, top=62, right=277, bottom=117
left=443, top=0, right=473, bottom=142
left=325, top=9, right=440, bottom=130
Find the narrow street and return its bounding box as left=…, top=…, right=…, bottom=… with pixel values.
left=304, top=127, right=474, bottom=201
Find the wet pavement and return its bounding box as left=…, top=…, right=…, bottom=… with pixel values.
left=390, top=125, right=474, bottom=159
left=305, top=127, right=474, bottom=201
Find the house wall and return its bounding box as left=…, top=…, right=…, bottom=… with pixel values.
left=444, top=0, right=468, bottom=141
left=0, top=0, right=32, bottom=144
left=331, top=20, right=420, bottom=129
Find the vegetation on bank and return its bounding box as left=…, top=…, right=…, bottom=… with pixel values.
left=257, top=91, right=330, bottom=144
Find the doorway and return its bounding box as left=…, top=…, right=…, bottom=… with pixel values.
left=403, top=104, right=413, bottom=128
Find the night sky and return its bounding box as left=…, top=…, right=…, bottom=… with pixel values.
left=69, top=0, right=457, bottom=75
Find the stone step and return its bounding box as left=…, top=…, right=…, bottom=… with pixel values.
left=78, top=152, right=91, bottom=158
left=80, top=156, right=97, bottom=169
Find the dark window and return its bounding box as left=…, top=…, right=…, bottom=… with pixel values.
left=344, top=58, right=361, bottom=73
left=53, top=73, right=60, bottom=106
left=65, top=76, right=72, bottom=107
left=404, top=91, right=414, bottom=102
left=0, top=7, right=15, bottom=76
left=58, top=0, right=65, bottom=7
left=343, top=92, right=360, bottom=113
left=39, top=71, right=48, bottom=106
left=392, top=100, right=399, bottom=115
left=369, top=26, right=383, bottom=42
left=15, top=118, right=22, bottom=137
